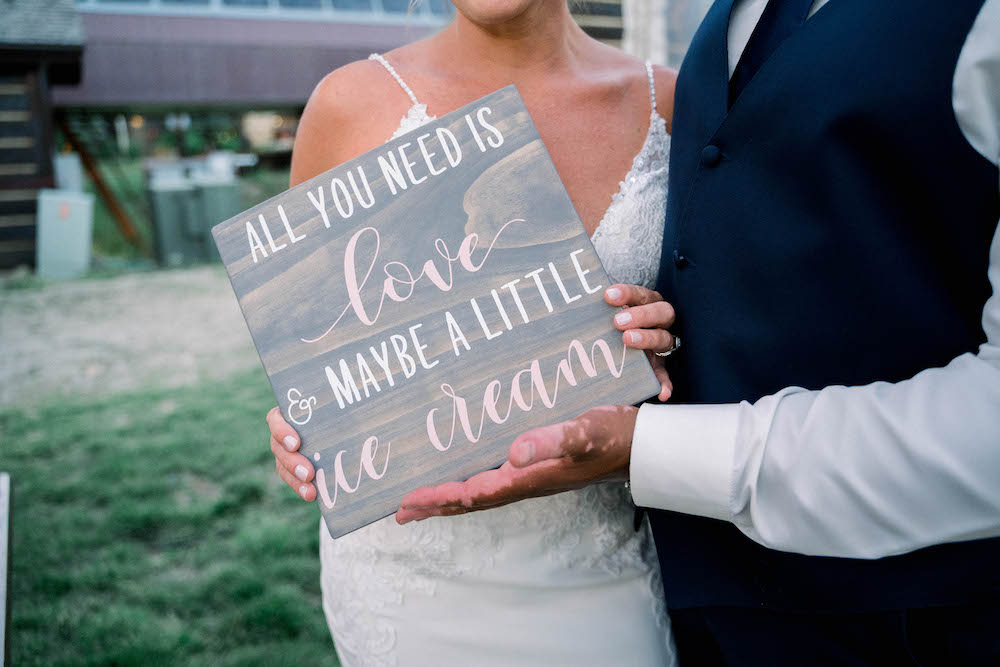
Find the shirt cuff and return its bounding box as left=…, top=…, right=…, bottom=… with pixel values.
left=629, top=402, right=740, bottom=521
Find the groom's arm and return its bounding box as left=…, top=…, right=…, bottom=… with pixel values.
left=632, top=18, right=1000, bottom=557
left=631, top=214, right=1000, bottom=558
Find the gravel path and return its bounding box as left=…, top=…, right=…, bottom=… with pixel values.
left=0, top=266, right=260, bottom=407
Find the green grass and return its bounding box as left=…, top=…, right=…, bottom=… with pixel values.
left=0, top=368, right=340, bottom=666
left=87, top=159, right=156, bottom=263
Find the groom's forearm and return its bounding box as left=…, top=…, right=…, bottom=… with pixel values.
left=630, top=359, right=1000, bottom=560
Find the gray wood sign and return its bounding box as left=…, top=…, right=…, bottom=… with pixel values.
left=213, top=87, right=659, bottom=538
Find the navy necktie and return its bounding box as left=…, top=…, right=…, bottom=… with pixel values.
left=728, top=0, right=816, bottom=107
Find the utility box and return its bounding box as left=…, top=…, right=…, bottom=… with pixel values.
left=148, top=173, right=204, bottom=267
left=35, top=189, right=94, bottom=280
left=147, top=155, right=245, bottom=266
left=192, top=174, right=241, bottom=261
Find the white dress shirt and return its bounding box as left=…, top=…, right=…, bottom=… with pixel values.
left=629, top=0, right=1000, bottom=559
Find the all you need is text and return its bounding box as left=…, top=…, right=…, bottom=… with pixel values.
left=243, top=105, right=506, bottom=264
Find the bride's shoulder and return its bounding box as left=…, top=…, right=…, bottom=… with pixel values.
left=581, top=43, right=677, bottom=129
left=308, top=39, right=431, bottom=113
left=305, top=58, right=405, bottom=126
left=291, top=45, right=428, bottom=185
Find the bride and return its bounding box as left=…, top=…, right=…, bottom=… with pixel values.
left=266, top=1, right=679, bottom=664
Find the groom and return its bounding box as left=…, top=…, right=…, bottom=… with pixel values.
left=398, top=0, right=1000, bottom=664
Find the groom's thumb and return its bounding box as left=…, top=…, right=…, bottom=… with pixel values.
left=509, top=422, right=575, bottom=468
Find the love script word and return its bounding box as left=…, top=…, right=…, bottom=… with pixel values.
left=302, top=218, right=523, bottom=343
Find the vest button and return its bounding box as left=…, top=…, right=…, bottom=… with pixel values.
left=673, top=249, right=690, bottom=269
left=701, top=144, right=722, bottom=167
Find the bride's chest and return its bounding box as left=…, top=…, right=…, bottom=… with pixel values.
left=376, top=89, right=653, bottom=235
left=537, top=113, right=651, bottom=236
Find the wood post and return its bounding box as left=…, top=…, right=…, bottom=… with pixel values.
left=55, top=113, right=150, bottom=256
left=1, top=472, right=10, bottom=667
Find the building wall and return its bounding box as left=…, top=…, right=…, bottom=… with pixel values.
left=55, top=1, right=627, bottom=108
left=622, top=0, right=713, bottom=68
left=53, top=11, right=446, bottom=107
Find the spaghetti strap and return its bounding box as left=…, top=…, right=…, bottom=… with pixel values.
left=644, top=60, right=658, bottom=117
left=369, top=53, right=421, bottom=107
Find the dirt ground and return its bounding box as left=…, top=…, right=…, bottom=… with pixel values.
left=0, top=266, right=260, bottom=407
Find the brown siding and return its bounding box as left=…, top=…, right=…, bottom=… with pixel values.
left=0, top=68, right=56, bottom=268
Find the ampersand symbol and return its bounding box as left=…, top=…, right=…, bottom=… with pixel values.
left=286, top=388, right=317, bottom=426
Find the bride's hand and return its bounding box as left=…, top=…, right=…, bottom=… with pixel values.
left=604, top=284, right=675, bottom=401
left=266, top=407, right=316, bottom=502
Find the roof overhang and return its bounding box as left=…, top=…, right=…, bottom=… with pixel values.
left=0, top=43, right=84, bottom=85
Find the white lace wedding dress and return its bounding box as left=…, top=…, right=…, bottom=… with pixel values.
left=319, top=53, right=674, bottom=667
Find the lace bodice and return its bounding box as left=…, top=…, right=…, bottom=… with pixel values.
left=591, top=101, right=669, bottom=290
left=319, top=54, right=674, bottom=667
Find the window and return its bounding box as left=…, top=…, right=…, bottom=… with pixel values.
left=381, top=0, right=413, bottom=14
left=222, top=0, right=270, bottom=8
left=426, top=0, right=452, bottom=15
left=331, top=0, right=373, bottom=9
left=78, top=0, right=450, bottom=22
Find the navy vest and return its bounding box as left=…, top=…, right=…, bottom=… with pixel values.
left=651, top=0, right=1000, bottom=611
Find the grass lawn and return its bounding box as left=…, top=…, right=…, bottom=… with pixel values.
left=1, top=368, right=340, bottom=666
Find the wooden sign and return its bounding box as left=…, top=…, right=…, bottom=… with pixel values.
left=212, top=87, right=659, bottom=538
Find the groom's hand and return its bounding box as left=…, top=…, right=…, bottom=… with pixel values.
left=396, top=405, right=638, bottom=524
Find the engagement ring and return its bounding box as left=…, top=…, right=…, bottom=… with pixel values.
left=655, top=336, right=681, bottom=357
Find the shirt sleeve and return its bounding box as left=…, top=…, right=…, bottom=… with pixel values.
left=629, top=0, right=1000, bottom=559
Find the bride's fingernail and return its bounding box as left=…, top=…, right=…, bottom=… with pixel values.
left=295, top=465, right=309, bottom=481
left=615, top=311, right=632, bottom=326
left=628, top=331, right=642, bottom=344
left=298, top=485, right=309, bottom=499
left=606, top=287, right=622, bottom=301
left=283, top=435, right=298, bottom=451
